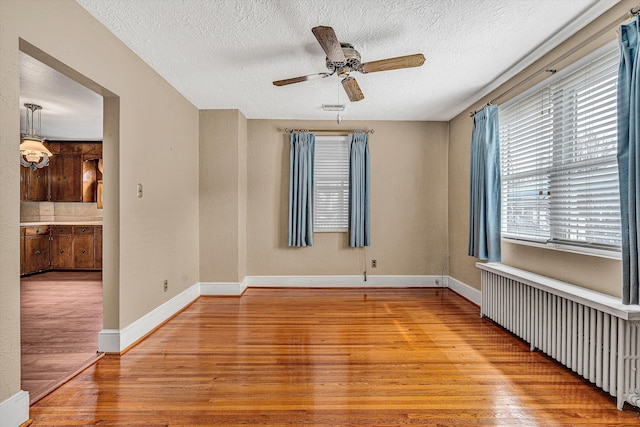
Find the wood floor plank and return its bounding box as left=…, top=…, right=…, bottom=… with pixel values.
left=29, top=287, right=640, bottom=425
left=21, top=271, right=103, bottom=403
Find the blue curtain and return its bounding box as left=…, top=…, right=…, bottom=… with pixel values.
left=288, top=132, right=315, bottom=247
left=617, top=16, right=640, bottom=305
left=468, top=105, right=501, bottom=262
left=349, top=132, right=370, bottom=247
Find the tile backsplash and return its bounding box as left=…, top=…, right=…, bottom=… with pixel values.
left=21, top=201, right=103, bottom=222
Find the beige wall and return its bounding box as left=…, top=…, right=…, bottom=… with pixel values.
left=447, top=112, right=478, bottom=288
left=199, top=110, right=248, bottom=283
left=0, top=0, right=22, bottom=401
left=0, top=0, right=200, bottom=403
left=247, top=120, right=449, bottom=276
left=447, top=1, right=634, bottom=296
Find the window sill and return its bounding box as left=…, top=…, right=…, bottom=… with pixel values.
left=501, top=237, right=622, bottom=261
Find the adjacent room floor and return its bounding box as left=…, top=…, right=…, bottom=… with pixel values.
left=28, top=287, right=640, bottom=425
left=20, top=271, right=103, bottom=404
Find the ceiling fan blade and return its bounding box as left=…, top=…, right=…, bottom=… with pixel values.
left=341, top=77, right=364, bottom=102
left=273, top=73, right=330, bottom=86
left=360, top=53, right=425, bottom=74
left=312, top=26, right=346, bottom=63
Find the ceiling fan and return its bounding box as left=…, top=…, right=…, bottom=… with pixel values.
left=273, top=26, right=425, bottom=102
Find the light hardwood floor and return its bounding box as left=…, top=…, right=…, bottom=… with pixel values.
left=21, top=271, right=103, bottom=404
left=28, top=287, right=640, bottom=426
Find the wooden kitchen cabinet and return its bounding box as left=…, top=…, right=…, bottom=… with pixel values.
left=94, top=226, right=102, bottom=269
left=51, top=226, right=73, bottom=269
left=73, top=226, right=95, bottom=269
left=20, top=140, right=51, bottom=202
left=82, top=143, right=102, bottom=160
left=51, top=226, right=100, bottom=270
left=23, top=226, right=51, bottom=275
left=20, top=165, right=49, bottom=201
left=49, top=154, right=83, bottom=202
left=21, top=224, right=102, bottom=275
left=20, top=228, right=26, bottom=275
left=21, top=142, right=102, bottom=202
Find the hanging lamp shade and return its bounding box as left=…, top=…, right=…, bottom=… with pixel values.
left=20, top=138, right=53, bottom=161
left=20, top=103, right=52, bottom=171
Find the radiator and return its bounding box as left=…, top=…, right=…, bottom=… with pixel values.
left=477, top=262, right=640, bottom=410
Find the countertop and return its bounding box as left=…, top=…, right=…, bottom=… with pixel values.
left=20, top=221, right=103, bottom=226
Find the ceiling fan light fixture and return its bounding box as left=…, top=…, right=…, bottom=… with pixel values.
left=273, top=26, right=424, bottom=103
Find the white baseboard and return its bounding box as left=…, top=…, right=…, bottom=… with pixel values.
left=200, top=277, right=248, bottom=296
left=247, top=275, right=445, bottom=288
left=97, top=275, right=477, bottom=354
left=98, top=282, right=200, bottom=353
left=0, top=390, right=29, bottom=427
left=97, top=328, right=120, bottom=353
left=447, top=276, right=482, bottom=305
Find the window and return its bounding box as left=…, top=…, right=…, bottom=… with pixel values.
left=499, top=48, right=621, bottom=253
left=314, top=135, right=349, bottom=232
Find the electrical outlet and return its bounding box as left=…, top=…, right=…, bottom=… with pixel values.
left=163, top=279, right=168, bottom=292
left=371, top=259, right=377, bottom=268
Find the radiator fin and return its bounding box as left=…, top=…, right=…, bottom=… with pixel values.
left=480, top=269, right=640, bottom=410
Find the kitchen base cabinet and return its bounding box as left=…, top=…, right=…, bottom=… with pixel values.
left=73, top=226, right=95, bottom=269
left=51, top=226, right=73, bottom=269
left=20, top=228, right=26, bottom=275
left=23, top=226, right=51, bottom=275
left=94, top=227, right=102, bottom=269
left=21, top=225, right=102, bottom=275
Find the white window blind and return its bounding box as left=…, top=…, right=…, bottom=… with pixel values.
left=500, top=48, right=621, bottom=251
left=314, top=136, right=349, bottom=232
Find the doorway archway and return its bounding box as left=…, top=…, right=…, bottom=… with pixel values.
left=18, top=38, right=120, bottom=401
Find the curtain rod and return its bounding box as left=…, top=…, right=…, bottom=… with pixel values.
left=470, top=5, right=640, bottom=117
left=284, top=128, right=375, bottom=134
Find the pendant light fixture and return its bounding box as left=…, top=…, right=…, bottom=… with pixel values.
left=20, top=103, right=53, bottom=171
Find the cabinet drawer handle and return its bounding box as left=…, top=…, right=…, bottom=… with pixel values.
left=35, top=250, right=41, bottom=256
left=36, top=228, right=40, bottom=233
left=81, top=227, right=86, bottom=232
left=81, top=249, right=86, bottom=254
left=60, top=249, right=64, bottom=254
left=60, top=227, right=65, bottom=232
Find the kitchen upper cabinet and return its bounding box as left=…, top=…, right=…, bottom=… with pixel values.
left=20, top=142, right=102, bottom=203
left=82, top=143, right=102, bottom=160
left=23, top=226, right=51, bottom=275
left=20, top=165, right=49, bottom=201
left=49, top=154, right=83, bottom=202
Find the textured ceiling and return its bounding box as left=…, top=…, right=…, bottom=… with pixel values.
left=75, top=0, right=617, bottom=121
left=21, top=0, right=619, bottom=139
